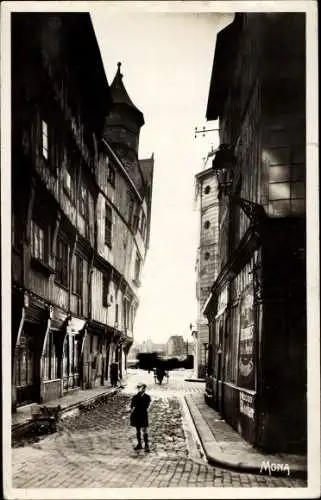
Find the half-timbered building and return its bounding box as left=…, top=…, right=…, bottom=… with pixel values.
left=11, top=13, right=153, bottom=408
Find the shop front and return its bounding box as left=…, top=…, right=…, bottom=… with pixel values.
left=13, top=291, right=48, bottom=408
left=205, top=247, right=261, bottom=446
left=62, top=316, right=86, bottom=393
left=40, top=306, right=67, bottom=402
left=84, top=320, right=114, bottom=388
left=222, top=256, right=259, bottom=445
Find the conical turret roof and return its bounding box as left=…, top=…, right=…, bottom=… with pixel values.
left=110, top=62, right=144, bottom=126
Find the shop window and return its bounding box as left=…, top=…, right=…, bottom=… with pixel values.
left=41, top=120, right=49, bottom=160
left=55, top=238, right=69, bottom=287
left=105, top=204, right=113, bottom=248
left=43, top=331, right=58, bottom=380
left=62, top=333, right=79, bottom=384
left=15, top=330, right=34, bottom=388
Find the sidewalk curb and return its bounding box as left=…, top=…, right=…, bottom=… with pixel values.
left=12, top=384, right=126, bottom=437
left=184, top=395, right=307, bottom=480
left=184, top=378, right=206, bottom=383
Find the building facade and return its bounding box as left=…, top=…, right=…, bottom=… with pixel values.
left=194, top=165, right=220, bottom=378
left=166, top=336, right=188, bottom=358
left=11, top=13, right=153, bottom=409
left=203, top=13, right=306, bottom=453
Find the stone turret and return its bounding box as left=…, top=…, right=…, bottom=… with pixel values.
left=104, top=62, right=144, bottom=156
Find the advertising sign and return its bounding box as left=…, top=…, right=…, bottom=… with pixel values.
left=238, top=284, right=255, bottom=388
left=239, top=391, right=255, bottom=420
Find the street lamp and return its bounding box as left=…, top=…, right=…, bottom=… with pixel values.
left=211, top=143, right=267, bottom=232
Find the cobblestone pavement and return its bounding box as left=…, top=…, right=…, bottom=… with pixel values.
left=11, top=370, right=305, bottom=489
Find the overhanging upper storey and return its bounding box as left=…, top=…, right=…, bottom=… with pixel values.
left=206, top=14, right=243, bottom=121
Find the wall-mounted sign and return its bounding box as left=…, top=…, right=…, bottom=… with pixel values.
left=238, top=284, right=255, bottom=387
left=239, top=391, right=254, bottom=420
left=216, top=285, right=228, bottom=317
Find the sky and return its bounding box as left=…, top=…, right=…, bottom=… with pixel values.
left=91, top=8, right=234, bottom=344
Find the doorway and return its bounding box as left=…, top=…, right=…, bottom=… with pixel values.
left=15, top=323, right=40, bottom=406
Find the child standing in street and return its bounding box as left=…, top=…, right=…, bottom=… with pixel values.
left=130, top=383, right=151, bottom=452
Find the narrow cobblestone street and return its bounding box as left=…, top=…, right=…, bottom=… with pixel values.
left=11, top=370, right=305, bottom=489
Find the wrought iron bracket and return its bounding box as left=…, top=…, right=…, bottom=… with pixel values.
left=230, top=196, right=267, bottom=237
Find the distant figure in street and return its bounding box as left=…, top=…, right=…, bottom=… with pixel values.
left=110, top=362, right=119, bottom=388
left=130, top=383, right=151, bottom=452
left=155, top=367, right=166, bottom=384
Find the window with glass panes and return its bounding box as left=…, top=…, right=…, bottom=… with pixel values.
left=43, top=331, right=58, bottom=380
left=80, top=183, right=88, bottom=217
left=63, top=162, right=76, bottom=202
left=31, top=220, right=45, bottom=262
left=72, top=254, right=83, bottom=296
left=56, top=238, right=69, bottom=287
left=268, top=144, right=305, bottom=217
left=102, top=274, right=110, bottom=307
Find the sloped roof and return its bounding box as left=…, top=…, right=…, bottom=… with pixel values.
left=110, top=62, right=144, bottom=125
left=206, top=14, right=243, bottom=121
left=139, top=154, right=154, bottom=188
